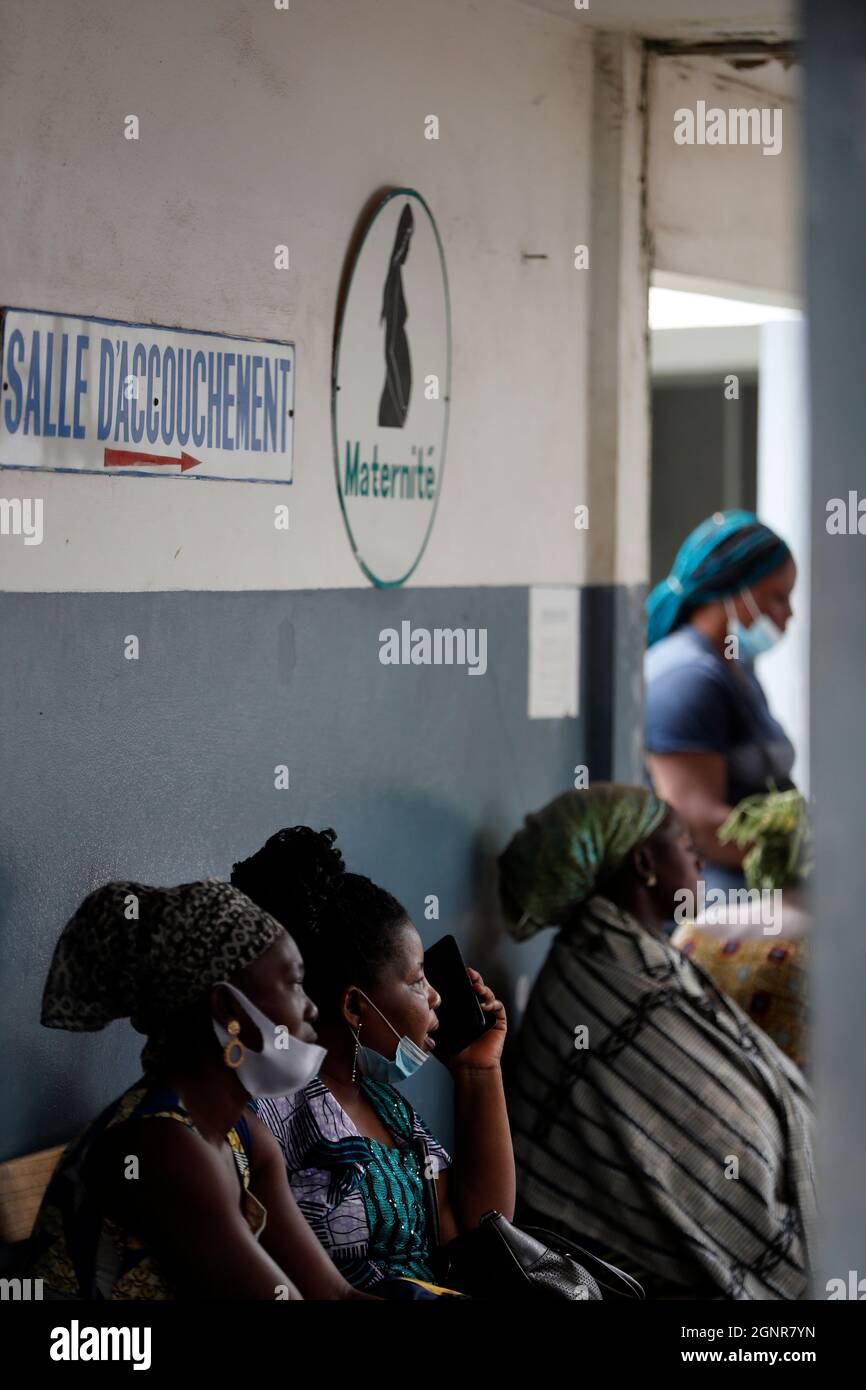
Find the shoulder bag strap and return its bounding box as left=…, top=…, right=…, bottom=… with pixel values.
left=411, top=1134, right=441, bottom=1251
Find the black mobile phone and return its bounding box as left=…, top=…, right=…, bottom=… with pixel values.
left=424, top=933, right=497, bottom=1064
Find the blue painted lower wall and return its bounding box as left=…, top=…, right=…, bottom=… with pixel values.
left=0, top=583, right=644, bottom=1160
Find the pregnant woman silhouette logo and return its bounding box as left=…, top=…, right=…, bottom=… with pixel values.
left=378, top=203, right=414, bottom=428
left=332, top=189, right=451, bottom=588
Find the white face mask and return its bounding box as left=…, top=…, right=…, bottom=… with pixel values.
left=212, top=981, right=327, bottom=1099
left=352, top=988, right=429, bottom=1085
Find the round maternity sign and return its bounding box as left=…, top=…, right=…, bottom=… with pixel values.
left=332, top=189, right=451, bottom=587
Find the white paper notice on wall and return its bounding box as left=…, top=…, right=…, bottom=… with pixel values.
left=528, top=586, right=580, bottom=719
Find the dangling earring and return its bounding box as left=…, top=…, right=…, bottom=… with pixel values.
left=223, top=1019, right=245, bottom=1068
left=351, top=1023, right=361, bottom=1084
left=646, top=873, right=657, bottom=888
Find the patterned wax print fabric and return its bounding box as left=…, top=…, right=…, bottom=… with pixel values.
left=41, top=879, right=285, bottom=1037
left=28, top=1082, right=265, bottom=1299
left=256, top=1075, right=451, bottom=1289
left=672, top=925, right=808, bottom=1072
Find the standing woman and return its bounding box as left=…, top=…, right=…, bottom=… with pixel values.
left=645, top=510, right=797, bottom=892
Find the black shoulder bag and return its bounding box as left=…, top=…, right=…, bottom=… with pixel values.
left=412, top=1136, right=643, bottom=1301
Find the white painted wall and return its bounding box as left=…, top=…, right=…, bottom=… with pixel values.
left=646, top=61, right=808, bottom=789
left=757, top=318, right=810, bottom=793
left=647, top=55, right=801, bottom=297
left=0, top=0, right=644, bottom=594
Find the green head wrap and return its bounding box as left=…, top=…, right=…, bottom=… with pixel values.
left=498, top=783, right=668, bottom=940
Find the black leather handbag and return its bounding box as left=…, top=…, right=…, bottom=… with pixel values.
left=412, top=1137, right=644, bottom=1301
left=440, top=1210, right=602, bottom=1300
left=442, top=1210, right=650, bottom=1301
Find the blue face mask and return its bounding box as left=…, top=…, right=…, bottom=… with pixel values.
left=352, top=989, right=430, bottom=1084
left=725, top=588, right=784, bottom=661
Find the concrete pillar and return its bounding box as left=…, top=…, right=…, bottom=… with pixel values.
left=806, top=0, right=866, bottom=1297
left=584, top=31, right=649, bottom=782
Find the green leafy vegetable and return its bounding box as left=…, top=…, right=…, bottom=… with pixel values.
left=717, top=787, right=811, bottom=891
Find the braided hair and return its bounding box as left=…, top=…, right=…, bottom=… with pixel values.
left=230, top=826, right=409, bottom=1017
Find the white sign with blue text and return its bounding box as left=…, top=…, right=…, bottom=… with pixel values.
left=332, top=190, right=450, bottom=587
left=0, top=309, right=295, bottom=482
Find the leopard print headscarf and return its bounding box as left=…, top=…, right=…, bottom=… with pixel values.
left=41, top=879, right=286, bottom=1038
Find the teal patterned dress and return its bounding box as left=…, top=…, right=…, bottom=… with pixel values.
left=256, top=1076, right=451, bottom=1289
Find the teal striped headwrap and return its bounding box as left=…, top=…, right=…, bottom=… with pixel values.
left=498, top=784, right=668, bottom=940
left=646, top=510, right=791, bottom=648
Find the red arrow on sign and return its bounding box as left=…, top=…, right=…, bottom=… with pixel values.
left=104, top=448, right=201, bottom=472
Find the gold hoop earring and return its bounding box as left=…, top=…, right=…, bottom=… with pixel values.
left=351, top=1023, right=361, bottom=1084
left=223, top=1019, right=245, bottom=1069
left=646, top=873, right=657, bottom=888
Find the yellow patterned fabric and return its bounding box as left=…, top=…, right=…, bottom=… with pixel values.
left=28, top=1082, right=264, bottom=1300
left=671, top=926, right=808, bottom=1071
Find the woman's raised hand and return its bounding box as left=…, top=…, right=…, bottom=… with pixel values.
left=447, top=966, right=507, bottom=1071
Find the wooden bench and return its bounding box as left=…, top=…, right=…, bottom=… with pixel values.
left=0, top=1144, right=65, bottom=1245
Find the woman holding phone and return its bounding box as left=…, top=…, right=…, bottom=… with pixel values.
left=231, top=825, right=515, bottom=1291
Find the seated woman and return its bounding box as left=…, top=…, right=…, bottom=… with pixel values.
left=671, top=929, right=808, bottom=1073
left=498, top=784, right=815, bottom=1301
left=672, top=789, right=811, bottom=1071
left=231, top=826, right=515, bottom=1291
left=28, top=879, right=375, bottom=1300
